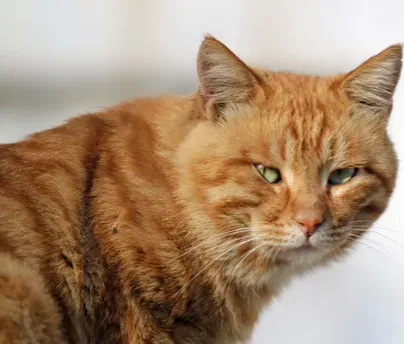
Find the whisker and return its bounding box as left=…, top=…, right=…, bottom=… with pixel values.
left=168, top=226, right=261, bottom=263
left=345, top=246, right=404, bottom=299
left=232, top=241, right=269, bottom=276
left=351, top=221, right=404, bottom=234
left=333, top=226, right=404, bottom=251
left=222, top=240, right=270, bottom=292
left=175, top=233, right=259, bottom=266
left=221, top=231, right=287, bottom=290
left=347, top=234, right=404, bottom=276
left=371, top=226, right=404, bottom=234
left=360, top=227, right=404, bottom=235
left=270, top=234, right=298, bottom=263
left=351, top=229, right=404, bottom=251
left=349, top=233, right=403, bottom=256
left=178, top=236, right=258, bottom=294
left=169, top=225, right=288, bottom=263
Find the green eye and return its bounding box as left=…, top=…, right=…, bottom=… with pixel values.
left=255, top=164, right=282, bottom=184
left=328, top=168, right=358, bottom=185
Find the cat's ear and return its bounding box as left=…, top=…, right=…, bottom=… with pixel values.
left=197, top=35, right=264, bottom=120
left=341, top=44, right=402, bottom=116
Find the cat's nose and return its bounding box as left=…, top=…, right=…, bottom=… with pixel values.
left=296, top=215, right=324, bottom=237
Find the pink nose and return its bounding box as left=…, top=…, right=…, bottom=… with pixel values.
left=296, top=216, right=324, bottom=237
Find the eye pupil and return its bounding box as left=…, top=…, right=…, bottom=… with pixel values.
left=255, top=165, right=282, bottom=184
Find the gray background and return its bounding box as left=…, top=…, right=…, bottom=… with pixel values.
left=1, top=1, right=403, bottom=343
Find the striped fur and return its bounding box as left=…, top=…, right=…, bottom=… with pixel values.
left=0, top=36, right=401, bottom=343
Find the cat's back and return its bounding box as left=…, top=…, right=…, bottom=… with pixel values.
left=0, top=110, right=113, bottom=342
left=0, top=94, right=189, bottom=258
left=0, top=94, right=196, bottom=342
left=0, top=114, right=99, bottom=255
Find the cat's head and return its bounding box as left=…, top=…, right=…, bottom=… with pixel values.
left=178, top=36, right=401, bottom=284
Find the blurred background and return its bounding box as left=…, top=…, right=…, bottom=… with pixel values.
left=1, top=1, right=403, bottom=343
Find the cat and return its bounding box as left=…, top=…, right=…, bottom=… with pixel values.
left=0, top=35, right=402, bottom=344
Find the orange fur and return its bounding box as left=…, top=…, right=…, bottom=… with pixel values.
left=0, top=36, right=401, bottom=343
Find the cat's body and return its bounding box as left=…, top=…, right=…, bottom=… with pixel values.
left=0, top=95, right=273, bottom=343
left=0, top=36, right=402, bottom=343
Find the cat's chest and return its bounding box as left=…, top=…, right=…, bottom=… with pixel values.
left=167, top=282, right=277, bottom=344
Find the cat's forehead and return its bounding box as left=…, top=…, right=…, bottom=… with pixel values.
left=258, top=101, right=373, bottom=167
left=256, top=71, right=349, bottom=119
left=258, top=69, right=335, bottom=93
left=224, top=69, right=390, bottom=168
left=230, top=81, right=383, bottom=167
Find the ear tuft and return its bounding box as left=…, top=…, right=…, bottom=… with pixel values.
left=197, top=35, right=262, bottom=119
left=342, top=44, right=402, bottom=115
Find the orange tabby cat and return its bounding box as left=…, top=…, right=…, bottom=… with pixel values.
left=0, top=35, right=401, bottom=343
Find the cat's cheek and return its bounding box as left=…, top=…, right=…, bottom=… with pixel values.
left=328, top=178, right=378, bottom=220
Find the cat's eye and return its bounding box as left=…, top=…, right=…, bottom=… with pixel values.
left=255, top=164, right=282, bottom=184
left=328, top=168, right=358, bottom=185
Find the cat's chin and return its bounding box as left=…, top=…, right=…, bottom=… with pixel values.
left=275, top=244, right=333, bottom=268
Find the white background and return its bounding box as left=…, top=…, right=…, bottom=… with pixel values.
left=0, top=1, right=403, bottom=343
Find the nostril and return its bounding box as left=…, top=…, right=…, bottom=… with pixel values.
left=313, top=219, right=324, bottom=230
